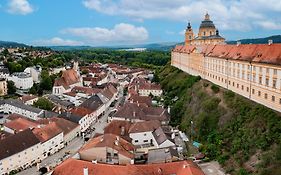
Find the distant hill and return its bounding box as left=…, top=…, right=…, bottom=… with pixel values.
left=227, top=35, right=281, bottom=44
left=48, top=45, right=93, bottom=51
left=0, top=41, right=28, bottom=48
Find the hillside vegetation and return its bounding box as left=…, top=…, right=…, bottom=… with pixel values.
left=158, top=63, right=281, bottom=175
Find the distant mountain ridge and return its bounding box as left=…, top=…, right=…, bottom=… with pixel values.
left=0, top=41, right=28, bottom=48
left=227, top=35, right=281, bottom=45
left=1, top=35, right=281, bottom=51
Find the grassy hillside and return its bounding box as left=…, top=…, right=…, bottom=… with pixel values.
left=158, top=63, right=281, bottom=175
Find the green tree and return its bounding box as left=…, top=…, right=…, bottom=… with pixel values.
left=33, top=97, right=54, bottom=110
left=7, top=81, right=16, bottom=95
left=40, top=70, right=52, bottom=91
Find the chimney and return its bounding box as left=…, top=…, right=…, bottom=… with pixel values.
left=133, top=111, right=136, bottom=117
left=83, top=167, right=89, bottom=175
left=268, top=39, right=273, bottom=45
left=114, top=139, right=119, bottom=146
left=116, top=136, right=120, bottom=141
left=236, top=41, right=241, bottom=46
left=92, top=160, right=97, bottom=164
left=100, top=136, right=104, bottom=142
left=183, top=164, right=188, bottom=168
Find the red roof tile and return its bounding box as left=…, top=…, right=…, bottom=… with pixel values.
left=79, top=134, right=135, bottom=159
left=70, top=107, right=93, bottom=117
left=4, top=118, right=38, bottom=133
left=52, top=158, right=205, bottom=175
left=32, top=122, right=63, bottom=142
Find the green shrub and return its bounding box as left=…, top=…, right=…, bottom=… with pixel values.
left=211, top=84, right=220, bottom=93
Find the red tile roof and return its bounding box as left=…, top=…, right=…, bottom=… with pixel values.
left=174, top=43, right=281, bottom=65
left=104, top=120, right=132, bottom=142
left=128, top=95, right=152, bottom=107
left=54, top=69, right=80, bottom=89
left=79, top=134, right=135, bottom=159
left=128, top=120, right=161, bottom=133
left=70, top=107, right=93, bottom=117
left=32, top=122, right=63, bottom=142
left=52, top=158, right=205, bottom=175
left=4, top=118, right=38, bottom=133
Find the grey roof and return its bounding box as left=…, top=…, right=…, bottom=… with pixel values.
left=38, top=110, right=59, bottom=118
left=3, top=99, right=43, bottom=113
left=59, top=112, right=82, bottom=124
left=147, top=147, right=179, bottom=164
left=0, top=68, right=9, bottom=74
left=0, top=129, right=40, bottom=160
left=47, top=95, right=74, bottom=108
left=152, top=127, right=173, bottom=145
left=199, top=19, right=216, bottom=29
left=80, top=95, right=103, bottom=111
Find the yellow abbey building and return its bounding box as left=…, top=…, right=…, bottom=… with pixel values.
left=172, top=14, right=281, bottom=113
left=185, top=13, right=225, bottom=45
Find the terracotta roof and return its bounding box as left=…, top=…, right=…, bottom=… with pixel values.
left=0, top=129, right=40, bottom=160
left=72, top=86, right=97, bottom=95
left=104, top=120, right=132, bottom=142
left=52, top=158, right=205, bottom=175
left=54, top=69, right=80, bottom=89
left=128, top=95, right=152, bottom=107
left=79, top=134, right=135, bottom=159
left=32, top=122, right=63, bottom=142
left=63, top=91, right=77, bottom=97
left=128, top=120, right=161, bottom=133
left=36, top=117, right=79, bottom=135
left=70, top=107, right=93, bottom=117
left=4, top=118, right=39, bottom=133
left=113, top=103, right=169, bottom=122
left=174, top=43, right=281, bottom=65
left=6, top=113, right=26, bottom=121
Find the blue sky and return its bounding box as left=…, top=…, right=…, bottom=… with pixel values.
left=0, top=0, right=281, bottom=46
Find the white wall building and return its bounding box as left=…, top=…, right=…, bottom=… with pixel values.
left=24, top=66, right=42, bottom=83
left=8, top=72, right=33, bottom=90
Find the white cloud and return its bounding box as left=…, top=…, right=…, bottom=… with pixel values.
left=82, top=0, right=281, bottom=31
left=62, top=23, right=149, bottom=44
left=34, top=37, right=84, bottom=46
left=7, top=0, right=34, bottom=15
left=256, top=21, right=281, bottom=30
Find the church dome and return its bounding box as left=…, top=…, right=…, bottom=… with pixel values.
left=199, top=13, right=216, bottom=29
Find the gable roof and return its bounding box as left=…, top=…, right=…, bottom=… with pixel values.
left=52, top=158, right=205, bottom=175
left=4, top=118, right=38, bottom=133
left=79, top=134, right=135, bottom=159
left=104, top=120, right=132, bottom=142
left=113, top=103, right=169, bottom=122
left=54, top=69, right=80, bottom=89
left=80, top=95, right=104, bottom=111
left=128, top=120, right=161, bottom=133
left=0, top=129, right=40, bottom=160
left=32, top=122, right=63, bottom=142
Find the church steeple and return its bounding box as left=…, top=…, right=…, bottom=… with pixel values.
left=185, top=21, right=194, bottom=45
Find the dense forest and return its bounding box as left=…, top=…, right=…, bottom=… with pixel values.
left=157, top=63, right=281, bottom=175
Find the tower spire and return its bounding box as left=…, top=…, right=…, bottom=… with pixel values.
left=205, top=12, right=210, bottom=20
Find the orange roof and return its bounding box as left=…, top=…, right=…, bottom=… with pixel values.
left=54, top=69, right=80, bottom=89
left=70, top=107, right=93, bottom=117
left=4, top=118, right=38, bottom=133
left=52, top=158, right=205, bottom=175
left=173, top=43, right=281, bottom=65
left=32, top=122, right=63, bottom=142
left=104, top=120, right=132, bottom=142
left=79, top=134, right=135, bottom=159
left=128, top=120, right=161, bottom=133
left=72, top=86, right=97, bottom=95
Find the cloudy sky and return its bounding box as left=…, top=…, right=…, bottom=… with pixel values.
left=0, top=0, right=281, bottom=46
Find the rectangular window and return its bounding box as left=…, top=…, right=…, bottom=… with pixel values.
left=252, top=89, right=255, bottom=94
left=233, top=82, right=235, bottom=86
left=273, top=79, right=277, bottom=89
left=265, top=93, right=268, bottom=99
left=266, top=78, right=269, bottom=86
left=258, top=91, right=261, bottom=96
left=247, top=87, right=249, bottom=92
left=272, top=96, right=275, bottom=102
left=242, top=85, right=244, bottom=90
left=259, top=77, right=262, bottom=84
